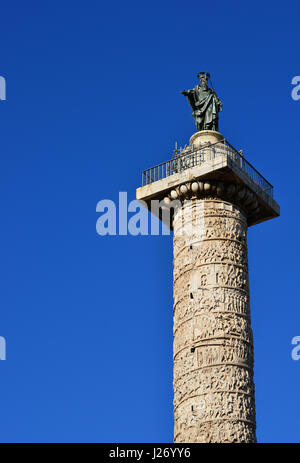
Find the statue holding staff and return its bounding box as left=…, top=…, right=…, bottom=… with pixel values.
left=181, top=72, right=223, bottom=132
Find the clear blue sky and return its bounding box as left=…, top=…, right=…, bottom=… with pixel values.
left=0, top=0, right=299, bottom=443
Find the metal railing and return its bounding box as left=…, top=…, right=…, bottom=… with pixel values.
left=141, top=139, right=274, bottom=200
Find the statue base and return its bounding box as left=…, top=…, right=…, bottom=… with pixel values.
left=190, top=130, right=224, bottom=148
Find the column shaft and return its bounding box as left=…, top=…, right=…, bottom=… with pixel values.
left=173, top=197, right=256, bottom=443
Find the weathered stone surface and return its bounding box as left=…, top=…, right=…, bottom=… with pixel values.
left=173, top=198, right=256, bottom=443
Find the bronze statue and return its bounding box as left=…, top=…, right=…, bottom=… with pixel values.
left=181, top=72, right=223, bottom=132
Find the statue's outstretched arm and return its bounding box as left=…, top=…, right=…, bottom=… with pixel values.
left=181, top=89, right=197, bottom=112
left=181, top=89, right=193, bottom=96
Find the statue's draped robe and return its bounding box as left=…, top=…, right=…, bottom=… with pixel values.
left=184, top=85, right=220, bottom=131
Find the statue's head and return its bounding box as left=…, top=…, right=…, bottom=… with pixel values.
left=197, top=72, right=210, bottom=89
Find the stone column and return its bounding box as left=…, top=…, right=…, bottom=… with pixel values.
left=173, top=197, right=256, bottom=443
left=137, top=129, right=279, bottom=443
